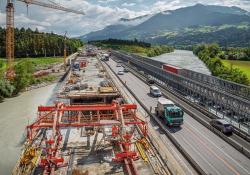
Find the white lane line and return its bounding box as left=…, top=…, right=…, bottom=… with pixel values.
left=185, top=121, right=250, bottom=174
left=107, top=60, right=195, bottom=175
left=159, top=133, right=195, bottom=175
left=178, top=134, right=221, bottom=175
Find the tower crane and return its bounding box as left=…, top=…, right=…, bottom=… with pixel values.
left=5, top=0, right=84, bottom=80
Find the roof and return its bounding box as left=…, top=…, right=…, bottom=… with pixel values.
left=150, top=85, right=159, bottom=90
left=158, top=97, right=174, bottom=105
left=163, top=64, right=182, bottom=70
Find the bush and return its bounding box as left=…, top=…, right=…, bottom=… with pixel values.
left=0, top=78, right=15, bottom=99
left=12, top=60, right=35, bottom=94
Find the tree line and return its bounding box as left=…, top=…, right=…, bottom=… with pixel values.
left=89, top=38, right=174, bottom=57
left=89, top=38, right=151, bottom=48
left=219, top=47, right=250, bottom=61
left=149, top=27, right=250, bottom=48
left=193, top=44, right=249, bottom=85
left=0, top=27, right=82, bottom=58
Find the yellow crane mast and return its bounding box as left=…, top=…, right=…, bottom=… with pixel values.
left=5, top=0, right=84, bottom=80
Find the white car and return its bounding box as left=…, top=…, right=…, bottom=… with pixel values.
left=117, top=70, right=124, bottom=75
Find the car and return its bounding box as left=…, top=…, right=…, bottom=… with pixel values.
left=147, top=78, right=155, bottom=85
left=116, top=64, right=122, bottom=67
left=117, top=70, right=124, bottom=75
left=210, top=119, right=233, bottom=134
left=123, top=68, right=129, bottom=73
left=150, top=85, right=161, bottom=97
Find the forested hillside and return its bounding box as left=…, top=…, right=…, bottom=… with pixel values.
left=0, top=27, right=82, bottom=58
left=90, top=39, right=174, bottom=57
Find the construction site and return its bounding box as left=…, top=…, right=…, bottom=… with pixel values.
left=3, top=1, right=250, bottom=175
left=12, top=47, right=170, bottom=175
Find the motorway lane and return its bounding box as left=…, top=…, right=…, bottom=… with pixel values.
left=104, top=62, right=197, bottom=175
left=107, top=59, right=250, bottom=175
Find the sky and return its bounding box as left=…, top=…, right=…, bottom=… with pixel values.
left=0, top=0, right=250, bottom=37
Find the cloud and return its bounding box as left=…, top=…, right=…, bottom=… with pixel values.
left=150, top=0, right=183, bottom=12
left=98, top=0, right=118, bottom=3
left=122, top=3, right=136, bottom=7
left=0, top=0, right=250, bottom=37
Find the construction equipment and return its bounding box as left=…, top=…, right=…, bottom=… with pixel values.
left=5, top=0, right=84, bottom=79
left=6, top=1, right=14, bottom=80
left=23, top=101, right=147, bottom=174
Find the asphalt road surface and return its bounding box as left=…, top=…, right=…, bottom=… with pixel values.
left=106, top=58, right=250, bottom=175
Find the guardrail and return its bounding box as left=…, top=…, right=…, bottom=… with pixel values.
left=121, top=51, right=250, bottom=100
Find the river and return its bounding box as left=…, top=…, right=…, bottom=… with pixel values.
left=0, top=82, right=64, bottom=175
left=152, top=50, right=211, bottom=75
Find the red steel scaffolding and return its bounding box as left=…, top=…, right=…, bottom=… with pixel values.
left=26, top=101, right=147, bottom=175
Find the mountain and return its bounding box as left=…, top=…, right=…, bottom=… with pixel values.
left=80, top=24, right=130, bottom=41
left=80, top=4, right=250, bottom=46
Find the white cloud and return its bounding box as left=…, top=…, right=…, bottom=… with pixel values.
left=98, top=0, right=118, bottom=3
left=150, top=0, right=182, bottom=12
left=0, top=0, right=250, bottom=37
left=122, top=3, right=136, bottom=7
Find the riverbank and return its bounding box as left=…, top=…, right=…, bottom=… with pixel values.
left=0, top=83, right=60, bottom=174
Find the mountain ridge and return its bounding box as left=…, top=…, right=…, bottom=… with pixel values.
left=80, top=4, right=250, bottom=46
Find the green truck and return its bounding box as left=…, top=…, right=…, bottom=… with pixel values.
left=155, top=97, right=184, bottom=126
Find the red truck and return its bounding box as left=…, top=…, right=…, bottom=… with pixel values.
left=162, top=64, right=183, bottom=74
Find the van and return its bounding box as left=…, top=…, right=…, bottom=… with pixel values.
left=150, top=86, right=161, bottom=97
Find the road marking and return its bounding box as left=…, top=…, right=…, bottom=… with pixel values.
left=178, top=134, right=221, bottom=175
left=185, top=120, right=250, bottom=174
left=159, top=133, right=196, bottom=175
left=184, top=125, right=240, bottom=175
left=107, top=60, right=195, bottom=175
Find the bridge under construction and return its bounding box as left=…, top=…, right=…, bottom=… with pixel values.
left=12, top=46, right=250, bottom=175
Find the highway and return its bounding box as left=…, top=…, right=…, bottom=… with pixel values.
left=106, top=58, right=250, bottom=175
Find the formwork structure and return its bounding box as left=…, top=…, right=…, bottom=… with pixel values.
left=13, top=49, right=154, bottom=175
left=12, top=101, right=147, bottom=175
